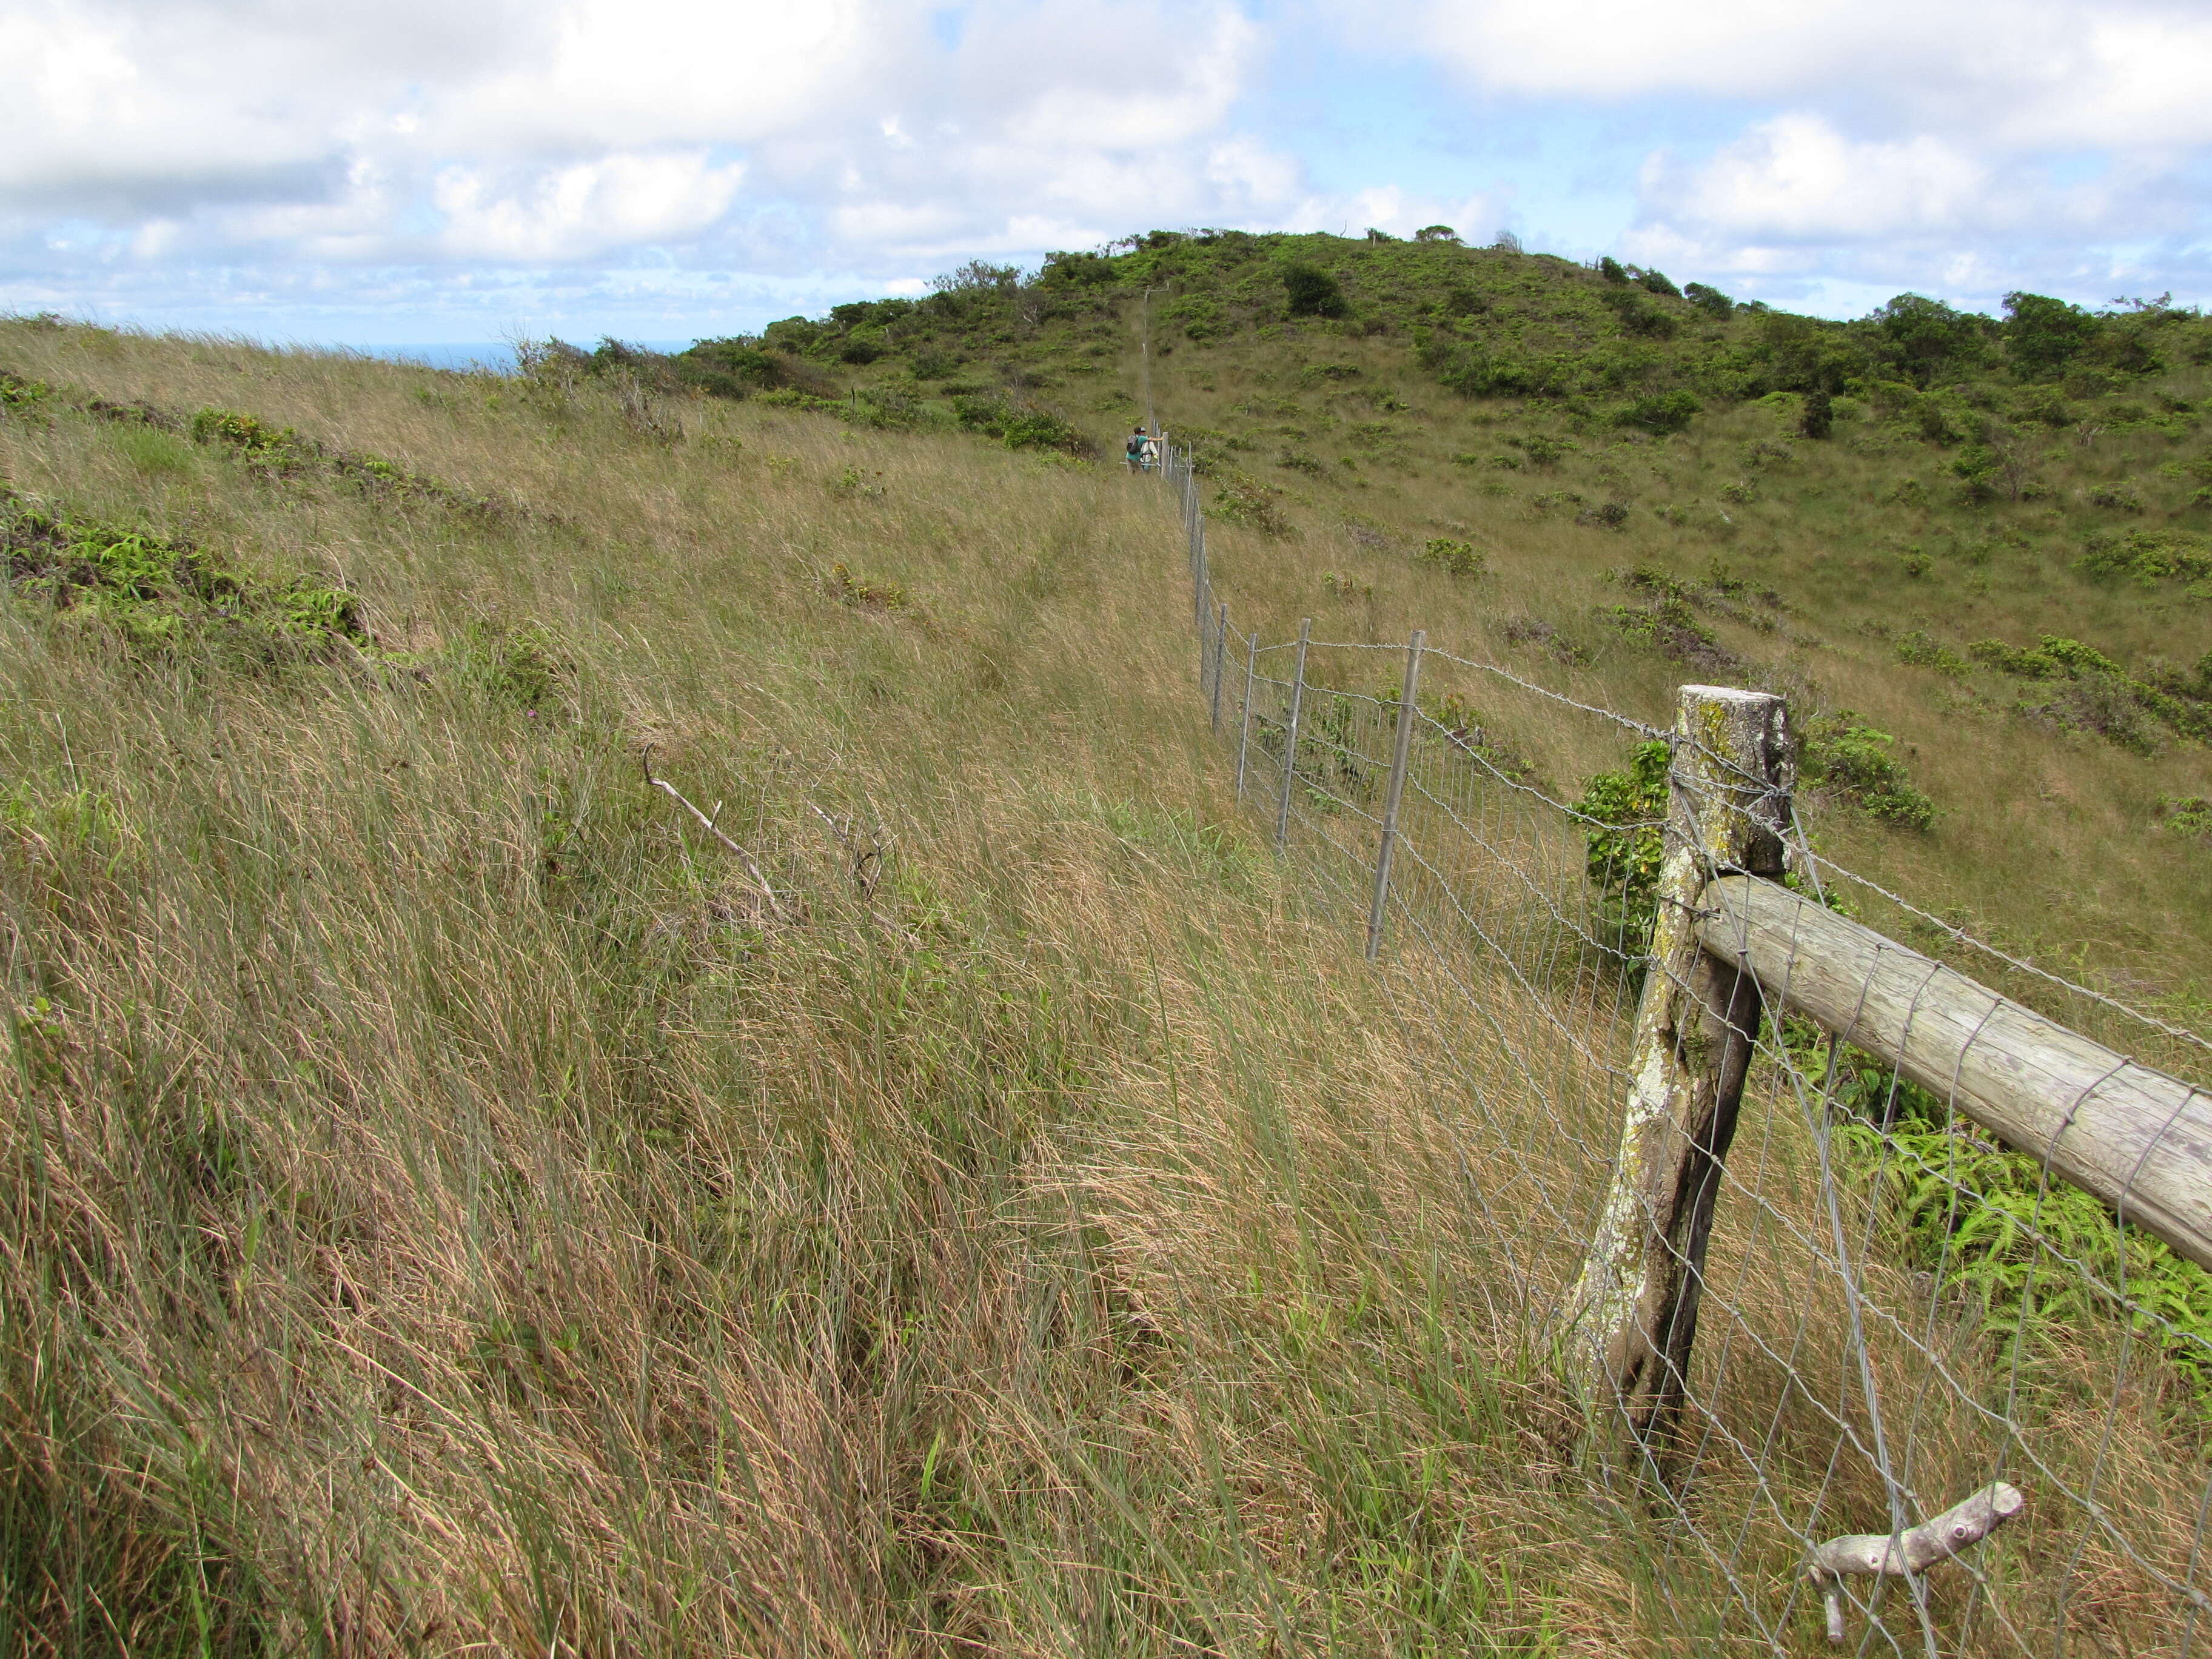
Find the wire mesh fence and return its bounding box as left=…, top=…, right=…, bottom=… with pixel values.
left=1159, top=443, right=2212, bottom=1656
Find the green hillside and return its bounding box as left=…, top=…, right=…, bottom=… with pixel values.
left=594, top=228, right=2212, bottom=1014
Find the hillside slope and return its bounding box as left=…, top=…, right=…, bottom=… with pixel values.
left=1, top=286, right=2207, bottom=1655
left=635, top=229, right=2212, bottom=1016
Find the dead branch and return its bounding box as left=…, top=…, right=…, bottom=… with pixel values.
left=642, top=752, right=788, bottom=923
left=1808, top=1484, right=2025, bottom=1644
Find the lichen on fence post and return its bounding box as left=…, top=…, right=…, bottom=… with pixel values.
left=1565, top=683, right=1793, bottom=1476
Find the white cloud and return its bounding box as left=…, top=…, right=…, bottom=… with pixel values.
left=0, top=0, right=1303, bottom=289
left=1644, top=117, right=1994, bottom=244
left=7, top=0, right=2207, bottom=333
left=1401, top=0, right=2212, bottom=149
left=433, top=153, right=747, bottom=261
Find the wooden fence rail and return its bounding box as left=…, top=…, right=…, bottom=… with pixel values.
left=1695, top=873, right=2212, bottom=1273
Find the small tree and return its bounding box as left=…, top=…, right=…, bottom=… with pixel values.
left=1683, top=282, right=1734, bottom=318
left=1282, top=262, right=1349, bottom=319
left=1800, top=388, right=1834, bottom=440
left=2002, top=292, right=2099, bottom=378
left=931, top=260, right=1021, bottom=294
left=1414, top=224, right=1460, bottom=243
left=1866, top=293, right=1989, bottom=387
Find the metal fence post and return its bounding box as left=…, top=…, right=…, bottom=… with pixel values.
left=1273, top=618, right=1312, bottom=853
left=1564, top=683, right=1791, bottom=1479
left=1364, top=629, right=1426, bottom=961
left=1234, top=629, right=1258, bottom=800
left=1210, top=603, right=1229, bottom=732
left=1194, top=521, right=1208, bottom=637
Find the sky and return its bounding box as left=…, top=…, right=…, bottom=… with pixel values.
left=5, top=0, right=2211, bottom=346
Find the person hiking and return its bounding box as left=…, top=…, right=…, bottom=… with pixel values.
left=1125, top=426, right=1148, bottom=472
left=1139, top=431, right=1161, bottom=472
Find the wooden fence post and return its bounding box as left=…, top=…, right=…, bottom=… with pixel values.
left=1566, top=684, right=1792, bottom=1473
left=1274, top=619, right=1313, bottom=853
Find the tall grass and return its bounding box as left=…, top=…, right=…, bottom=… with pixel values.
left=1, top=321, right=2205, bottom=1655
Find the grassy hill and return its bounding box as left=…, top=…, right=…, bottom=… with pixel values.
left=1, top=240, right=2208, bottom=1654
left=571, top=229, right=2212, bottom=1021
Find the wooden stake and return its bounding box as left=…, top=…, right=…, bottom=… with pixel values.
left=1566, top=684, right=1792, bottom=1471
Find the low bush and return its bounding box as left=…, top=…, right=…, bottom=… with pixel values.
left=2077, top=529, right=2212, bottom=587
left=1614, top=390, right=1701, bottom=435
left=1, top=485, right=364, bottom=666
left=949, top=394, right=1089, bottom=455
left=1282, top=261, right=1349, bottom=320
left=1895, top=630, right=1973, bottom=679
left=1574, top=739, right=1668, bottom=956
left=1801, top=715, right=1937, bottom=830
left=1416, top=537, right=1487, bottom=577
left=1211, top=469, right=1290, bottom=535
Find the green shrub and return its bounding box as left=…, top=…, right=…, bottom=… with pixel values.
left=1433, top=347, right=1538, bottom=398
left=1801, top=716, right=1936, bottom=830
left=191, top=407, right=301, bottom=458
left=1968, top=634, right=2207, bottom=748
left=2077, top=529, right=2212, bottom=586
left=838, top=330, right=886, bottom=364
left=1683, top=282, right=1733, bottom=318
left=1952, top=443, right=2000, bottom=502
left=0, top=370, right=53, bottom=412
left=1, top=486, right=363, bottom=666
left=452, top=618, right=566, bottom=709
left=1417, top=538, right=1487, bottom=577
left=816, top=561, right=916, bottom=615
left=2160, top=796, right=2212, bottom=840
left=1896, top=630, right=1972, bottom=679
left=1829, top=1060, right=2212, bottom=1401
left=1506, top=432, right=1572, bottom=467
left=1599, top=288, right=1678, bottom=340
left=1282, top=262, right=1349, bottom=320
left=1868, top=292, right=1991, bottom=387
left=950, top=394, right=1088, bottom=455
left=1574, top=740, right=1669, bottom=955
left=1799, top=388, right=1834, bottom=440
left=1614, top=390, right=1701, bottom=435
left=1036, top=250, right=1118, bottom=287
left=1212, top=469, right=1289, bottom=535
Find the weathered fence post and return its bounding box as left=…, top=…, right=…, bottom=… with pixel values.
left=1234, top=629, right=1258, bottom=800
left=1365, top=629, right=1425, bottom=961
left=1274, top=619, right=1313, bottom=853
left=1566, top=684, right=1792, bottom=1474
left=1210, top=602, right=1229, bottom=732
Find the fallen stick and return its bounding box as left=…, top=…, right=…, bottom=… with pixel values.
left=1808, top=1484, right=2025, bottom=1643
left=642, top=755, right=788, bottom=923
